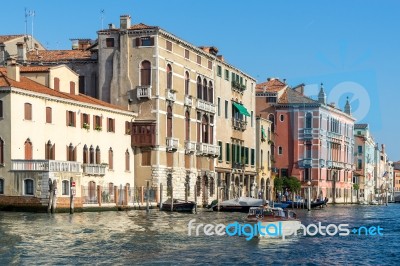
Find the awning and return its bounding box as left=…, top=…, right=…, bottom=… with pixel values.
left=233, top=102, right=250, bottom=117
left=261, top=126, right=267, bottom=139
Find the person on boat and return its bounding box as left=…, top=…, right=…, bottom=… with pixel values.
left=263, top=202, right=269, bottom=210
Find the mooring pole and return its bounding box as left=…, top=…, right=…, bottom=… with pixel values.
left=70, top=177, right=74, bottom=214
left=51, top=180, right=57, bottom=214
left=171, top=183, right=174, bottom=212
left=47, top=178, right=53, bottom=214
left=146, top=180, right=150, bottom=213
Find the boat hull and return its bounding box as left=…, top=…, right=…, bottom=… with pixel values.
left=161, top=201, right=196, bottom=213
left=283, top=200, right=328, bottom=209
left=258, top=220, right=302, bottom=238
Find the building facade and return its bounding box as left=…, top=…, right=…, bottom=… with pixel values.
left=0, top=35, right=45, bottom=65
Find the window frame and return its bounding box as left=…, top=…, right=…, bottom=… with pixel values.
left=24, top=179, right=34, bottom=196
left=62, top=180, right=70, bottom=196
left=106, top=38, right=115, bottom=48
left=24, top=103, right=32, bottom=121
left=0, top=178, right=3, bottom=194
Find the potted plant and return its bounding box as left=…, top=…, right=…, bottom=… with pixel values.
left=83, top=123, right=90, bottom=130
left=95, top=125, right=102, bottom=131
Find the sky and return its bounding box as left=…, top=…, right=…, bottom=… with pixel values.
left=2, top=0, right=400, bottom=160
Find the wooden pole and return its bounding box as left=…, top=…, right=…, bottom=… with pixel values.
left=146, top=180, right=150, bottom=213
left=171, top=183, right=174, bottom=212
left=51, top=180, right=57, bottom=214
left=159, top=183, right=163, bottom=210
left=47, top=178, right=53, bottom=214
left=70, top=177, right=74, bottom=214
left=194, top=183, right=197, bottom=213
left=97, top=185, right=102, bottom=207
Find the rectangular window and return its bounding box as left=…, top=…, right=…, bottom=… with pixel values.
left=107, top=118, right=115, bottom=132
left=218, top=141, right=223, bottom=161
left=93, top=115, right=102, bottom=130
left=81, top=113, right=90, bottom=128
left=24, top=103, right=32, bottom=120
left=106, top=38, right=114, bottom=47
left=197, top=55, right=201, bottom=65
left=54, top=77, right=60, bottom=91
left=141, top=37, right=154, bottom=46
left=358, top=159, right=362, bottom=170
left=142, top=150, right=151, bottom=166
left=225, top=100, right=228, bottom=119
left=79, top=76, right=85, bottom=94
left=184, top=49, right=189, bottom=59
left=0, top=100, right=3, bottom=118
left=62, top=180, right=69, bottom=196
left=245, top=147, right=249, bottom=165
left=0, top=179, right=3, bottom=194
left=166, top=40, right=172, bottom=51
left=251, top=148, right=255, bottom=166
left=358, top=146, right=362, bottom=154
left=226, top=143, right=230, bottom=162
left=217, top=66, right=222, bottom=77
left=217, top=98, right=221, bottom=116
left=225, top=69, right=229, bottom=80
left=66, top=111, right=76, bottom=127
left=46, top=107, right=52, bottom=123
left=208, top=60, right=212, bottom=70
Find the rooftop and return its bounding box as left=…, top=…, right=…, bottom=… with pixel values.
left=26, top=50, right=92, bottom=62
left=278, top=87, right=317, bottom=104
left=355, top=124, right=369, bottom=129
left=0, top=34, right=24, bottom=44
left=256, top=78, right=287, bottom=93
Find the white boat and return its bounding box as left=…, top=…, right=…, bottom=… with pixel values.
left=246, top=206, right=302, bottom=238
left=370, top=200, right=379, bottom=205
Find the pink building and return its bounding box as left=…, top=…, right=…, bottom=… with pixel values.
left=256, top=79, right=356, bottom=203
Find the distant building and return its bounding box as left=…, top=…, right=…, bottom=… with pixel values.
left=0, top=34, right=45, bottom=65
left=256, top=80, right=356, bottom=203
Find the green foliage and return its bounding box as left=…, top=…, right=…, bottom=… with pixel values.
left=353, top=183, right=360, bottom=190
left=283, top=176, right=301, bottom=193
left=274, top=177, right=283, bottom=192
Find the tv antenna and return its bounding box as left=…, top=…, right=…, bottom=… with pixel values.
left=24, top=8, right=35, bottom=50
left=100, top=9, right=105, bottom=30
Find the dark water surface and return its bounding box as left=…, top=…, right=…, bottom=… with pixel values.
left=0, top=204, right=399, bottom=265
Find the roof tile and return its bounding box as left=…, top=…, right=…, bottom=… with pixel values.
left=26, top=50, right=92, bottom=62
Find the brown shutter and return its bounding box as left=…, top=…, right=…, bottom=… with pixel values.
left=52, top=144, right=55, bottom=160
left=70, top=81, right=75, bottom=95
left=107, top=118, right=109, bottom=132
left=73, top=112, right=76, bottom=127
left=66, top=145, right=69, bottom=160
left=81, top=113, right=84, bottom=128
left=93, top=116, right=95, bottom=129
left=136, top=38, right=140, bottom=47
left=100, top=116, right=102, bottom=128
left=66, top=111, right=69, bottom=126
left=54, top=78, right=60, bottom=91
left=74, top=147, right=77, bottom=161
left=150, top=37, right=154, bottom=46
left=87, top=114, right=90, bottom=126
left=45, top=143, right=49, bottom=160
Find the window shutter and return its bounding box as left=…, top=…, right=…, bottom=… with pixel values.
left=87, top=114, right=90, bottom=125
left=81, top=113, right=84, bottom=128
left=45, top=143, right=49, bottom=160
left=54, top=78, right=60, bottom=91
left=73, top=147, right=77, bottom=161
left=66, top=111, right=69, bottom=126
left=70, top=81, right=75, bottom=94
left=136, top=38, right=140, bottom=47
left=52, top=144, right=55, bottom=160
left=107, top=118, right=109, bottom=132
left=100, top=116, right=102, bottom=128
left=93, top=116, right=96, bottom=129
left=73, top=112, right=76, bottom=127
left=66, top=145, right=69, bottom=160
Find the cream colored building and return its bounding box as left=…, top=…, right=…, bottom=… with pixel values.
left=0, top=35, right=45, bottom=65
left=0, top=61, right=135, bottom=210
left=97, top=15, right=256, bottom=205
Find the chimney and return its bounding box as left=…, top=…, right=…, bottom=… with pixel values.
left=109, top=23, right=115, bottom=29
left=78, top=40, right=92, bottom=50
left=0, top=44, right=5, bottom=65
left=382, top=144, right=385, bottom=154
left=120, top=15, right=131, bottom=29
left=217, top=55, right=224, bottom=62
left=6, top=58, right=20, bottom=82
left=16, top=42, right=27, bottom=62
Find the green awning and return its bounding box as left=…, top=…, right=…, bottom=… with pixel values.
left=261, top=126, right=267, bottom=139
left=233, top=102, right=250, bottom=117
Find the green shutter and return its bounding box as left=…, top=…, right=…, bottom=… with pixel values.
left=226, top=143, right=230, bottom=162
left=245, top=147, right=249, bottom=165
left=251, top=148, right=255, bottom=166
left=241, top=146, right=245, bottom=164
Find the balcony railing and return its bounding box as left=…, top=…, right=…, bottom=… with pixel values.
left=327, top=131, right=342, bottom=140
left=232, top=118, right=247, bottom=131
left=303, top=128, right=312, bottom=139
left=196, top=99, right=216, bottom=113
left=196, top=143, right=220, bottom=157
left=166, top=89, right=176, bottom=102
left=82, top=164, right=106, bottom=176
left=166, top=137, right=179, bottom=151
left=11, top=160, right=81, bottom=172
left=302, top=158, right=312, bottom=168
left=327, top=160, right=344, bottom=169
left=231, top=80, right=246, bottom=92
left=185, top=141, right=197, bottom=154
left=136, top=85, right=151, bottom=100
left=184, top=95, right=193, bottom=107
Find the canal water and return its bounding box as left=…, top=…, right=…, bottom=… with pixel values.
left=0, top=204, right=399, bottom=265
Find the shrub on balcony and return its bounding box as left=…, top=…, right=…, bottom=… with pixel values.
left=83, top=123, right=90, bottom=130
left=95, top=126, right=102, bottom=131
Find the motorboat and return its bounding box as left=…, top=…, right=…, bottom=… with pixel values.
left=161, top=198, right=196, bottom=213
left=208, top=197, right=289, bottom=212
left=370, top=200, right=379, bottom=205
left=282, top=198, right=328, bottom=209
left=246, top=206, right=301, bottom=238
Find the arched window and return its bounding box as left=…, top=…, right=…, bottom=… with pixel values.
left=24, top=139, right=32, bottom=160
left=83, top=145, right=88, bottom=164
left=167, top=106, right=173, bottom=138
left=67, top=143, right=74, bottom=161
left=125, top=149, right=130, bottom=171
left=185, top=71, right=190, bottom=95
left=0, top=138, right=4, bottom=165
left=185, top=111, right=190, bottom=141
left=306, top=113, right=312, bottom=128
left=24, top=179, right=34, bottom=195
left=208, top=81, right=213, bottom=103
left=88, top=181, right=96, bottom=203
left=62, top=180, right=69, bottom=195
left=108, top=148, right=113, bottom=170
left=141, top=60, right=151, bottom=86
left=89, top=145, right=94, bottom=164
left=202, top=115, right=209, bottom=143
left=0, top=178, right=4, bottom=194
left=197, top=76, right=202, bottom=99
left=95, top=146, right=101, bottom=164
left=167, top=174, right=173, bottom=197
left=278, top=146, right=283, bottom=155
left=202, top=78, right=208, bottom=101
left=268, top=114, right=275, bottom=132
left=167, top=64, right=172, bottom=89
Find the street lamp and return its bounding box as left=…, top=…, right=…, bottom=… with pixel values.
left=307, top=181, right=311, bottom=211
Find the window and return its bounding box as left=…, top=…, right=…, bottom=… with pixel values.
left=0, top=179, right=3, bottom=194
left=201, top=115, right=209, bottom=143
left=278, top=147, right=283, bottom=155
left=107, top=118, right=115, bottom=132
left=281, top=169, right=288, bottom=178
left=197, top=55, right=201, bottom=65
left=24, top=179, right=34, bottom=195
left=24, top=139, right=32, bottom=160
left=93, top=115, right=102, bottom=130
left=24, top=103, right=32, bottom=120
left=280, top=114, right=284, bottom=122
left=185, top=71, right=190, bottom=95
left=218, top=141, right=223, bottom=161
left=70, top=81, right=75, bottom=94
left=208, top=60, right=212, bottom=70
left=108, top=148, right=113, bottom=170
left=167, top=64, right=172, bottom=89
left=62, top=180, right=69, bottom=195
left=216, top=66, right=222, bottom=77
left=251, top=149, right=255, bottom=166
left=217, top=98, right=221, bottom=116
left=125, top=149, right=130, bottom=171
left=358, top=146, right=362, bottom=154
left=268, top=114, right=275, bottom=132
left=185, top=111, right=190, bottom=141
left=197, top=76, right=202, bottom=99
left=89, top=145, right=94, bottom=164
left=136, top=36, right=154, bottom=46
left=0, top=100, right=3, bottom=118
left=79, top=76, right=85, bottom=94
left=140, top=61, right=151, bottom=86
left=83, top=145, right=88, bottom=164
left=245, top=147, right=249, bottom=165
left=166, top=40, right=172, bottom=51
left=357, top=130, right=361, bottom=135
left=0, top=138, right=4, bottom=165
left=167, top=106, right=173, bottom=138
left=208, top=81, right=213, bottom=103
left=306, top=113, right=312, bottom=128
left=67, top=143, right=77, bottom=161
left=251, top=111, right=253, bottom=127
left=225, top=69, right=229, bottom=80
left=225, top=100, right=228, bottom=119
left=54, top=77, right=60, bottom=91
left=106, top=38, right=114, bottom=47
left=81, top=113, right=90, bottom=128
left=95, top=146, right=101, bottom=164
left=125, top=121, right=131, bottom=134
left=45, top=141, right=55, bottom=160
left=226, top=143, right=230, bottom=162
left=142, top=150, right=151, bottom=166
left=202, top=79, right=208, bottom=101
left=46, top=107, right=52, bottom=123
left=358, top=159, right=362, bottom=170
left=66, top=111, right=76, bottom=127
left=184, top=49, right=189, bottom=59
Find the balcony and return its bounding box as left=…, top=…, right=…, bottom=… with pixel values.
left=232, top=162, right=244, bottom=169
left=302, top=158, right=312, bottom=168
left=136, top=85, right=151, bottom=100
left=327, top=131, right=342, bottom=140
left=184, top=95, right=193, bottom=107
left=303, top=128, right=313, bottom=139
left=82, top=164, right=106, bottom=176
left=166, top=137, right=179, bottom=152
left=185, top=141, right=197, bottom=154
left=11, top=160, right=81, bottom=172
left=131, top=122, right=156, bottom=147
left=232, top=118, right=247, bottom=131
left=196, top=143, right=220, bottom=157
left=327, top=160, right=344, bottom=169
left=231, top=80, right=246, bottom=92
left=196, top=99, right=216, bottom=114
left=166, top=89, right=176, bottom=102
